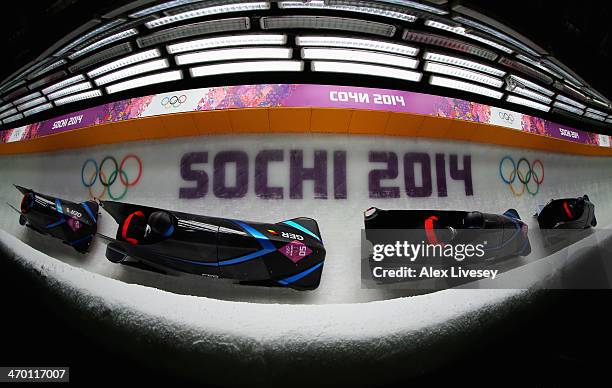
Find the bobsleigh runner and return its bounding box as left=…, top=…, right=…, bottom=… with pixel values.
left=364, top=207, right=531, bottom=264
left=96, top=201, right=326, bottom=290
left=9, top=185, right=99, bottom=253
left=535, top=195, right=597, bottom=229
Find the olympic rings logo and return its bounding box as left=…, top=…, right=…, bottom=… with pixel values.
left=499, top=156, right=544, bottom=196
left=498, top=111, right=515, bottom=124
left=81, top=155, right=143, bottom=200
left=161, top=95, right=187, bottom=109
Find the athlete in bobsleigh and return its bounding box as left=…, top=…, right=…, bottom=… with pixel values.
left=364, top=207, right=531, bottom=263
left=97, top=201, right=326, bottom=290
left=535, top=195, right=596, bottom=229
left=10, top=185, right=98, bottom=253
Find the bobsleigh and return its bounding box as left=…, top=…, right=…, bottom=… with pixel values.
left=364, top=207, right=531, bottom=262
left=97, top=201, right=325, bottom=290
left=536, top=195, right=596, bottom=229
left=10, top=185, right=98, bottom=253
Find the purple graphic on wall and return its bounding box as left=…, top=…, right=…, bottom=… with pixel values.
left=1, top=84, right=609, bottom=148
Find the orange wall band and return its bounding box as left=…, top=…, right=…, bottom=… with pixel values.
left=1, top=107, right=611, bottom=157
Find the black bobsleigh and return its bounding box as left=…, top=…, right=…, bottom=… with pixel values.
left=10, top=185, right=98, bottom=253
left=364, top=207, right=531, bottom=262
left=536, top=195, right=596, bottom=229
left=97, top=201, right=326, bottom=290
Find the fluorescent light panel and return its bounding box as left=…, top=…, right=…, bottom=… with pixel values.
left=23, top=103, right=53, bottom=117
left=167, top=34, right=286, bottom=54
left=146, top=2, right=270, bottom=29
left=54, top=90, right=103, bottom=106
left=43, top=75, right=86, bottom=95
left=129, top=0, right=202, bottom=18
left=506, top=85, right=552, bottom=104
left=17, top=96, right=47, bottom=111
left=69, top=42, right=133, bottom=73
left=138, top=17, right=250, bottom=48
left=311, top=60, right=422, bottom=82
left=403, top=30, right=497, bottom=61
left=506, top=95, right=550, bottom=112
left=424, top=20, right=513, bottom=54
left=584, top=111, right=606, bottom=121
left=190, top=60, right=303, bottom=77
left=2, top=113, right=23, bottom=123
left=553, top=101, right=584, bottom=115
left=47, top=82, right=93, bottom=100
left=28, top=60, right=67, bottom=79
left=69, top=29, right=138, bottom=60
left=0, top=108, right=18, bottom=120
left=296, top=35, right=418, bottom=56
left=586, top=107, right=608, bottom=117
left=507, top=74, right=554, bottom=97
left=423, top=52, right=505, bottom=76
left=260, top=16, right=396, bottom=37
left=429, top=75, right=503, bottom=99
left=175, top=47, right=292, bottom=65
left=424, top=62, right=502, bottom=87
left=106, top=70, right=183, bottom=94
left=303, top=48, right=418, bottom=69
left=95, top=59, right=170, bottom=86
left=55, top=19, right=126, bottom=56
left=13, top=91, right=42, bottom=105
left=88, top=49, right=161, bottom=77
left=278, top=1, right=417, bottom=22
left=375, top=0, right=447, bottom=15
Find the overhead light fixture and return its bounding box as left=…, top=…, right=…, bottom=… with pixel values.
left=88, top=49, right=161, bottom=77
left=542, top=59, right=584, bottom=87
left=13, top=91, right=42, bottom=106
left=555, top=95, right=585, bottom=109
left=506, top=95, right=550, bottom=112
left=138, top=18, right=250, bottom=48
left=311, top=60, right=422, bottom=82
left=145, top=2, right=270, bottom=29
left=69, top=29, right=138, bottom=60
left=69, top=43, right=133, bottom=73
left=424, top=62, right=502, bottom=87
left=303, top=48, right=419, bottom=69
left=296, top=35, right=418, bottom=56
left=403, top=30, right=497, bottom=61
left=506, top=74, right=554, bottom=97
left=278, top=1, right=417, bottom=22
left=498, top=57, right=553, bottom=85
left=586, top=107, right=607, bottom=117
left=374, top=0, right=448, bottom=15
left=175, top=47, right=292, bottom=65
left=94, top=59, right=170, bottom=86
left=2, top=112, right=23, bottom=123
left=129, top=0, right=203, bottom=18
left=55, top=19, right=127, bottom=56
left=553, top=81, right=587, bottom=102
left=190, top=60, right=303, bottom=77
left=515, top=54, right=563, bottom=79
left=452, top=16, right=540, bottom=57
left=0, top=103, right=13, bottom=114
left=505, top=84, right=551, bottom=104
left=17, top=96, right=48, bottom=112
left=106, top=70, right=183, bottom=94
left=260, top=16, right=396, bottom=37
left=429, top=75, right=503, bottom=99
left=553, top=101, right=584, bottom=115
left=47, top=82, right=93, bottom=100
left=54, top=90, right=103, bottom=106
left=28, top=60, right=67, bottom=80
left=583, top=111, right=606, bottom=121
left=23, top=102, right=53, bottom=117
left=423, top=52, right=505, bottom=77
left=0, top=107, right=18, bottom=120
left=43, top=75, right=86, bottom=95
left=424, top=20, right=513, bottom=54
left=167, top=34, right=286, bottom=54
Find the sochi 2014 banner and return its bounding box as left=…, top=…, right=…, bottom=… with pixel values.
left=1, top=84, right=610, bottom=148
